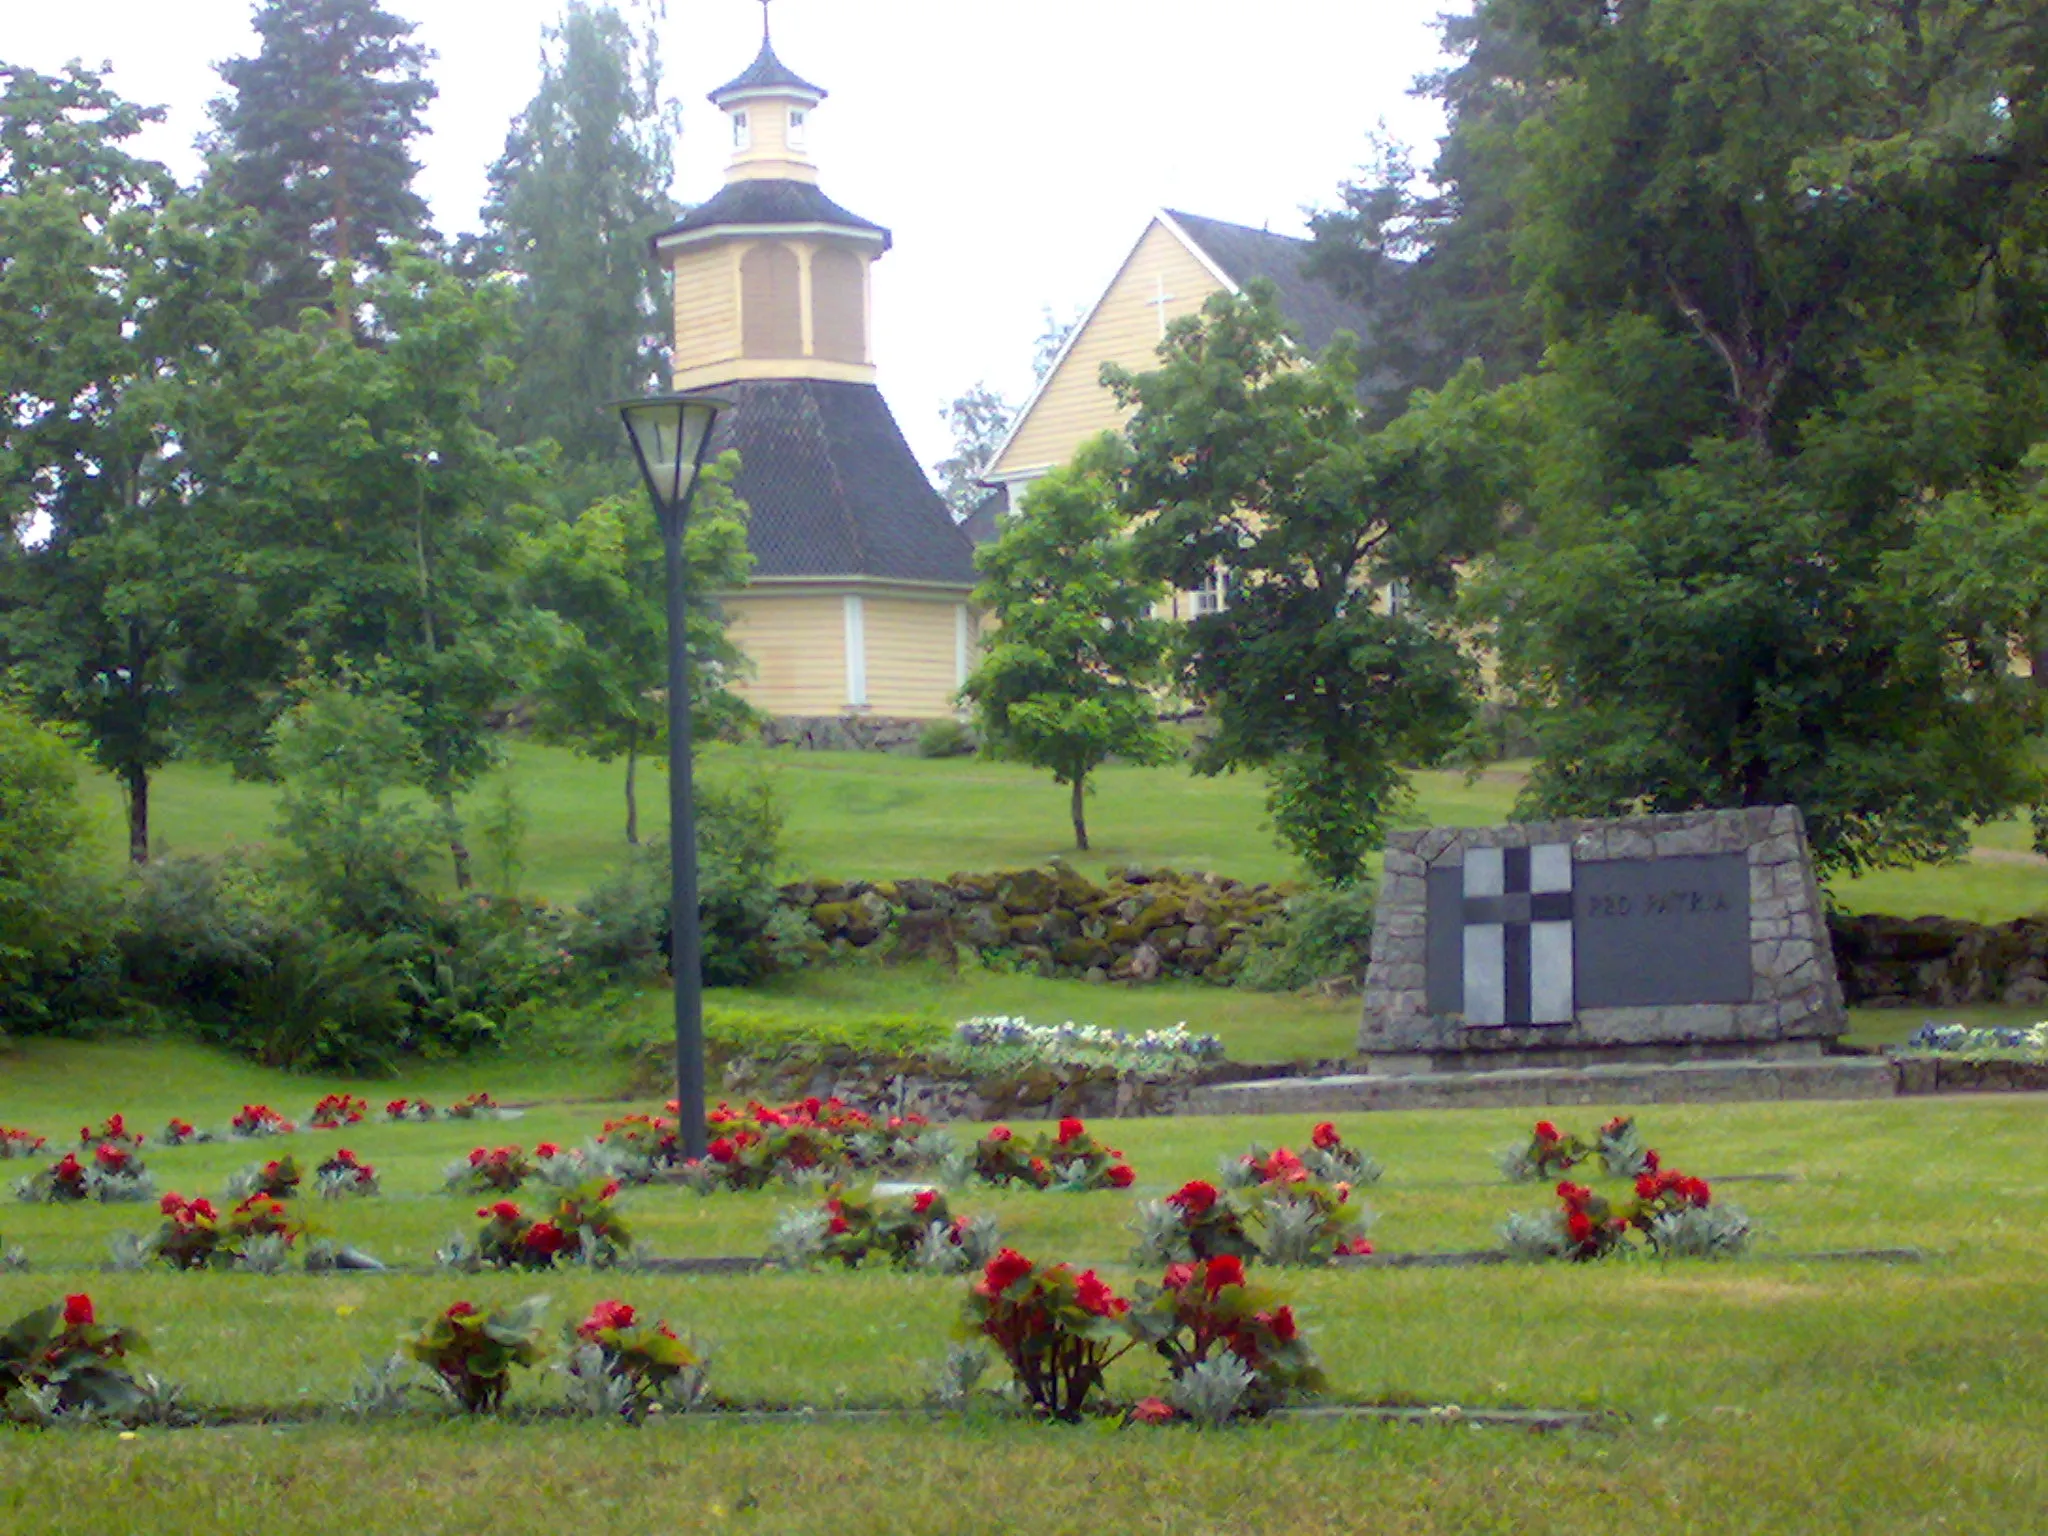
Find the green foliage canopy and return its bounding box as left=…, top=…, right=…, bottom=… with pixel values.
left=1106, top=287, right=1509, bottom=884
left=1469, top=0, right=2048, bottom=875
left=475, top=1, right=680, bottom=478
left=205, top=0, right=436, bottom=328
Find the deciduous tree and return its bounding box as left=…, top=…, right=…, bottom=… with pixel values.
left=520, top=461, right=753, bottom=844
left=961, top=437, right=1173, bottom=852
left=475, top=2, right=679, bottom=478
left=1107, top=287, right=1508, bottom=884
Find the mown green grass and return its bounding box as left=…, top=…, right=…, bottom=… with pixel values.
left=0, top=1043, right=2045, bottom=1534
left=77, top=739, right=2048, bottom=919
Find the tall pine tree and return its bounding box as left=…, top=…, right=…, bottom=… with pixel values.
left=206, top=0, right=436, bottom=329
left=478, top=2, right=679, bottom=479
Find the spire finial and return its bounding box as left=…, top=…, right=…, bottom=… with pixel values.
left=760, top=0, right=772, bottom=46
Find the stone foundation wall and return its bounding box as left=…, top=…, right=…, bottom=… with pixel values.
left=760, top=715, right=961, bottom=754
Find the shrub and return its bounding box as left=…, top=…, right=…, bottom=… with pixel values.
left=1235, top=880, right=1377, bottom=992
left=562, top=1300, right=709, bottom=1422
left=440, top=1180, right=630, bottom=1271
left=309, top=1094, right=368, bottom=1128
left=1597, top=1115, right=1654, bottom=1178
left=1124, top=1256, right=1326, bottom=1418
left=917, top=718, right=975, bottom=758
left=268, top=683, right=439, bottom=938
left=405, top=1298, right=548, bottom=1413
left=0, top=703, right=114, bottom=1031
left=0, top=1294, right=150, bottom=1420
left=565, top=777, right=801, bottom=986
left=229, top=1104, right=297, bottom=1138
left=1501, top=1173, right=1750, bottom=1262
left=148, top=1192, right=303, bottom=1271
left=1499, top=1119, right=1589, bottom=1181
left=15, top=1146, right=154, bottom=1204
left=968, top=1119, right=1134, bottom=1193
left=767, top=1186, right=997, bottom=1272
left=314, top=1149, right=379, bottom=1199
left=959, top=1248, right=1134, bottom=1420
left=444, top=1145, right=533, bottom=1195
left=225, top=1155, right=302, bottom=1201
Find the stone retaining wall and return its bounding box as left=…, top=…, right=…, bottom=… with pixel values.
left=1829, top=913, right=2048, bottom=1008
left=778, top=864, right=1289, bottom=982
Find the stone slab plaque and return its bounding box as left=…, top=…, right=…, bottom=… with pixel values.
left=1364, top=807, right=1844, bottom=1070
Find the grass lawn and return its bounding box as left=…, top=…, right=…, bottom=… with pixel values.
left=77, top=739, right=2048, bottom=920
left=1, top=1039, right=2045, bottom=1532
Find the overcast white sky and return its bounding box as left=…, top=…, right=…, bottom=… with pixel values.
left=9, top=0, right=1461, bottom=472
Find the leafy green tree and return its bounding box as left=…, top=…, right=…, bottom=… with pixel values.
left=0, top=66, right=252, bottom=862
left=521, top=459, right=754, bottom=844
left=1468, top=0, right=2048, bottom=876
left=960, top=437, right=1173, bottom=852
left=205, top=0, right=436, bottom=328
left=201, top=250, right=540, bottom=886
left=1106, top=286, right=1508, bottom=884
left=475, top=1, right=679, bottom=477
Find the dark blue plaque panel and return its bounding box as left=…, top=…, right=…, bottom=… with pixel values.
left=1572, top=853, right=1750, bottom=1008
left=1424, top=853, right=1751, bottom=1017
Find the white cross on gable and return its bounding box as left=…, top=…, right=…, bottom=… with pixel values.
left=1147, top=275, right=1177, bottom=339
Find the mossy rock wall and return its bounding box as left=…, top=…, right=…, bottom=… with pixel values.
left=1830, top=913, right=2048, bottom=1008
left=777, top=865, right=1289, bottom=984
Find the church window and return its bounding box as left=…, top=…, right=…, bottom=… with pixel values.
left=741, top=244, right=802, bottom=358
left=811, top=247, right=866, bottom=364
left=788, top=108, right=807, bottom=148
left=732, top=110, right=751, bottom=149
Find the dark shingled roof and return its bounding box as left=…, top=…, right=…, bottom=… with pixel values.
left=1165, top=209, right=1376, bottom=360
left=710, top=37, right=826, bottom=103
left=709, top=379, right=978, bottom=587
left=654, top=179, right=890, bottom=250
left=957, top=484, right=1008, bottom=546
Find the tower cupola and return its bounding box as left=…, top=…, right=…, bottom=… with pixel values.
left=710, top=16, right=827, bottom=185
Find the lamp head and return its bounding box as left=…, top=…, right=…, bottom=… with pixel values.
left=613, top=393, right=730, bottom=527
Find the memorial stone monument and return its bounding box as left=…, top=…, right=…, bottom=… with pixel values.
left=1359, top=806, right=1846, bottom=1073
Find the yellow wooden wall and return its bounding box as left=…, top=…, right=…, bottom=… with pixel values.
left=993, top=219, right=1225, bottom=479
left=718, top=593, right=847, bottom=716
left=671, top=245, right=741, bottom=377
left=863, top=596, right=967, bottom=717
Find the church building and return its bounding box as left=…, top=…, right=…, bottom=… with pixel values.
left=652, top=25, right=979, bottom=732
left=978, top=210, right=1380, bottom=618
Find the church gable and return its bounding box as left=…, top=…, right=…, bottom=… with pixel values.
left=991, top=218, right=1229, bottom=482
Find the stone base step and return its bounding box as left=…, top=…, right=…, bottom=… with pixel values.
left=1181, top=1057, right=1896, bottom=1116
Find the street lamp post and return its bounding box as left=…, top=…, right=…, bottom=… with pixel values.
left=615, top=392, right=729, bottom=1160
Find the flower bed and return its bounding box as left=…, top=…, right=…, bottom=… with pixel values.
left=942, top=1017, right=1224, bottom=1077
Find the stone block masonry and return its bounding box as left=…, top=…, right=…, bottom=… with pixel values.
left=1360, top=806, right=1846, bottom=1071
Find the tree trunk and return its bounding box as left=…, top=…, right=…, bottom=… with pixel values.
left=439, top=792, right=473, bottom=891
left=624, top=728, right=640, bottom=845
left=1070, top=775, right=1089, bottom=851
left=125, top=763, right=150, bottom=865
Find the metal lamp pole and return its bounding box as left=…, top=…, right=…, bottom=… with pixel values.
left=615, top=393, right=729, bottom=1160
